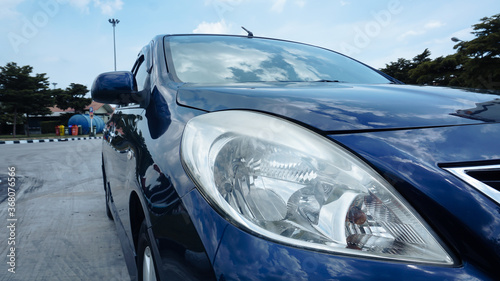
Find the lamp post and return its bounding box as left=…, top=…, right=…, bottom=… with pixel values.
left=108, top=18, right=120, bottom=71
left=451, top=37, right=462, bottom=43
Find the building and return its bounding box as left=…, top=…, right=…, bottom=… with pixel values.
left=26, top=101, right=114, bottom=134
left=83, top=101, right=115, bottom=123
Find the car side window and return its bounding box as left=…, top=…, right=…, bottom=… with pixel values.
left=134, top=56, right=149, bottom=92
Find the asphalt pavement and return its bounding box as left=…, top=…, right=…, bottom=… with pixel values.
left=0, top=139, right=130, bottom=280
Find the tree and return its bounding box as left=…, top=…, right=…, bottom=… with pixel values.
left=0, top=62, right=54, bottom=137
left=380, top=58, right=413, bottom=83
left=453, top=13, right=500, bottom=89
left=381, top=13, right=500, bottom=89
left=380, top=49, right=431, bottom=84
left=54, top=83, right=91, bottom=114
left=409, top=54, right=464, bottom=86
left=455, top=14, right=500, bottom=59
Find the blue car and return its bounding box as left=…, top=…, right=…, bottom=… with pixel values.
left=92, top=34, right=500, bottom=281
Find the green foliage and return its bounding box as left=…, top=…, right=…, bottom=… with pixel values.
left=380, top=49, right=431, bottom=84
left=0, top=62, right=54, bottom=136
left=453, top=14, right=500, bottom=89
left=0, top=62, right=94, bottom=137
left=381, top=13, right=500, bottom=90
left=409, top=54, right=465, bottom=86
left=412, top=49, right=432, bottom=65
left=40, top=120, right=61, bottom=134
left=0, top=110, right=25, bottom=124
left=380, top=58, right=413, bottom=83
left=54, top=83, right=91, bottom=113
left=456, top=14, right=500, bottom=59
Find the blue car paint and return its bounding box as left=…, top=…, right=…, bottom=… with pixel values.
left=181, top=182, right=493, bottom=281
left=178, top=123, right=500, bottom=280
left=177, top=83, right=499, bottom=132
left=95, top=34, right=500, bottom=280
left=330, top=125, right=500, bottom=274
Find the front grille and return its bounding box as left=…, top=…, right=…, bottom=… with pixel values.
left=443, top=164, right=500, bottom=205
left=466, top=168, right=500, bottom=192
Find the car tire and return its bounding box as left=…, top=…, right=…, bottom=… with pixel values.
left=105, top=184, right=113, bottom=220
left=102, top=159, right=113, bottom=220
left=138, top=220, right=159, bottom=281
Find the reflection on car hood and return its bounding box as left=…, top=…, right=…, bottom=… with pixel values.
left=176, top=82, right=500, bottom=132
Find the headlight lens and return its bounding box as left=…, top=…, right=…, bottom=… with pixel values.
left=181, top=110, right=453, bottom=265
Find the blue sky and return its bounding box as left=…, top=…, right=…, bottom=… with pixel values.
left=0, top=0, right=496, bottom=91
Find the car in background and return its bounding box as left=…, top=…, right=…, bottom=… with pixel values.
left=92, top=33, right=500, bottom=281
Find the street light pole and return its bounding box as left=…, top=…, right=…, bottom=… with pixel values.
left=108, top=18, right=120, bottom=71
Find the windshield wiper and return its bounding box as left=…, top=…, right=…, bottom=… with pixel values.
left=314, top=79, right=341, bottom=82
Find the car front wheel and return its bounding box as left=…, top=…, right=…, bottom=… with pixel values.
left=102, top=159, right=113, bottom=220
left=105, top=184, right=113, bottom=220
left=138, top=220, right=159, bottom=281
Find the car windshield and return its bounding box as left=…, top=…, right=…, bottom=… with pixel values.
left=165, top=35, right=391, bottom=84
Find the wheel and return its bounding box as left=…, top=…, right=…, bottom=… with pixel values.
left=138, top=220, right=159, bottom=281
left=105, top=184, right=113, bottom=220
left=102, top=159, right=113, bottom=220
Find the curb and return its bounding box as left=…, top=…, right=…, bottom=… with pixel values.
left=0, top=136, right=102, bottom=145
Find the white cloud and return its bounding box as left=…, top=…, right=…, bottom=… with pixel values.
left=62, top=0, right=92, bottom=13
left=426, top=27, right=473, bottom=47
left=450, top=27, right=473, bottom=41
left=398, top=30, right=424, bottom=41
left=397, top=20, right=445, bottom=41
left=339, top=0, right=349, bottom=6
left=295, top=0, right=306, bottom=8
left=94, top=0, right=124, bottom=16
left=193, top=20, right=231, bottom=34
left=204, top=0, right=245, bottom=5
left=424, top=20, right=444, bottom=29
left=0, top=0, right=24, bottom=19
left=58, top=0, right=123, bottom=15
left=271, top=0, right=287, bottom=13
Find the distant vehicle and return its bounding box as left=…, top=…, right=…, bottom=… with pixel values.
left=92, top=34, right=500, bottom=281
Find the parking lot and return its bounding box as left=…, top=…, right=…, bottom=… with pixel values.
left=0, top=139, right=129, bottom=280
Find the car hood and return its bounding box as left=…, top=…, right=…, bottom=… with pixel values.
left=176, top=83, right=500, bottom=132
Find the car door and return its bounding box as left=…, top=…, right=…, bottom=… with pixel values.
left=106, top=51, right=152, bottom=243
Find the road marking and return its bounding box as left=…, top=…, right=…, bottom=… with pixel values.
left=0, top=137, right=102, bottom=145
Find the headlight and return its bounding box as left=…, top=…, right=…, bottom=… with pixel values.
left=181, top=110, right=454, bottom=265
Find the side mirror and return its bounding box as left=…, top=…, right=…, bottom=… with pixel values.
left=91, top=71, right=139, bottom=105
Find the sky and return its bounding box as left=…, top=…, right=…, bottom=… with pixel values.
left=0, top=0, right=497, bottom=92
